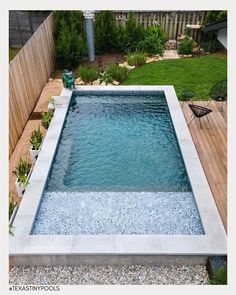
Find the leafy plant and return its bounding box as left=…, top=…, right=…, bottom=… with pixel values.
left=178, top=37, right=194, bottom=54
left=99, top=71, right=113, bottom=84
left=13, top=157, right=31, bottom=185
left=184, top=27, right=192, bottom=37
left=106, top=64, right=128, bottom=82
left=49, top=96, right=56, bottom=107
left=94, top=11, right=118, bottom=54
left=126, top=51, right=147, bottom=67
left=203, top=11, right=227, bottom=25
left=41, top=111, right=53, bottom=130
left=138, top=25, right=165, bottom=55
left=210, top=264, right=227, bottom=285
left=54, top=11, right=87, bottom=69
left=79, top=65, right=100, bottom=83
left=200, top=39, right=224, bottom=53
left=9, top=200, right=18, bottom=221
left=30, top=127, right=43, bottom=150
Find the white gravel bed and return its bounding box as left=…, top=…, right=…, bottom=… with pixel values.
left=9, top=265, right=209, bottom=285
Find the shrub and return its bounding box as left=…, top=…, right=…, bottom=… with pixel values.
left=30, top=127, right=43, bottom=150
left=124, top=12, right=145, bottom=52
left=106, top=63, right=128, bottom=82
left=210, top=265, right=227, bottom=285
left=116, top=26, right=127, bottom=52
left=203, top=11, right=227, bottom=25
left=41, top=111, right=53, bottom=130
left=184, top=27, right=192, bottom=37
left=13, top=157, right=31, bottom=185
left=54, top=11, right=87, bottom=69
left=200, top=38, right=224, bottom=53
left=79, top=65, right=99, bottom=83
left=99, top=71, right=113, bottom=84
left=126, top=51, right=147, bottom=67
left=178, top=37, right=194, bottom=54
left=138, top=25, right=165, bottom=55
left=95, top=11, right=118, bottom=54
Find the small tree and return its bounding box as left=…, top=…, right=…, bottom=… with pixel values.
left=124, top=12, right=145, bottom=52
left=54, top=11, right=87, bottom=69
left=95, top=11, right=118, bottom=54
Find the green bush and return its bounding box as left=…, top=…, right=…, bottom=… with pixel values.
left=79, top=65, right=99, bottom=83
left=178, top=37, right=194, bottom=54
left=184, top=27, right=192, bottom=37
left=210, top=265, right=227, bottom=285
left=138, top=25, right=165, bottom=55
left=106, top=64, right=128, bottom=82
left=203, top=11, right=227, bottom=25
left=200, top=38, right=224, bottom=53
left=127, top=51, right=147, bottom=67
left=116, top=26, right=127, bottom=52
left=99, top=71, right=113, bottom=84
left=54, top=11, right=87, bottom=69
left=124, top=12, right=145, bottom=52
left=95, top=11, right=118, bottom=54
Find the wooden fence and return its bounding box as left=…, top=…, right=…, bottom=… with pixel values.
left=9, top=13, right=55, bottom=156
left=114, top=11, right=206, bottom=40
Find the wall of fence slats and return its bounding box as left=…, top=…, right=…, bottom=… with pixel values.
left=114, top=11, right=205, bottom=40
left=9, top=14, right=54, bottom=156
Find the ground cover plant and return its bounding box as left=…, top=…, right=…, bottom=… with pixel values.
left=106, top=63, right=128, bottom=82
left=210, top=264, right=227, bottom=285
left=79, top=65, right=100, bottom=83
left=123, top=54, right=227, bottom=100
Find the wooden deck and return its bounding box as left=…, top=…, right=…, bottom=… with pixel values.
left=182, top=101, right=227, bottom=231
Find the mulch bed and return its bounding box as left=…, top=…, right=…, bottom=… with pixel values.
left=84, top=53, right=125, bottom=71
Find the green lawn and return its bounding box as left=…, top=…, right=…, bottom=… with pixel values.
left=9, top=48, right=21, bottom=62
left=122, top=54, right=227, bottom=100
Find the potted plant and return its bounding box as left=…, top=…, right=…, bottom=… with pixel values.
left=41, top=110, right=53, bottom=130
left=13, top=157, right=32, bottom=198
left=9, top=199, right=19, bottom=230
left=29, top=127, right=43, bottom=163
left=48, top=96, right=56, bottom=110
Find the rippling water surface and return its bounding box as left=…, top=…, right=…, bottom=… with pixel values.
left=46, top=92, right=191, bottom=192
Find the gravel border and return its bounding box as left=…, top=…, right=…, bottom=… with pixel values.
left=9, top=265, right=209, bottom=285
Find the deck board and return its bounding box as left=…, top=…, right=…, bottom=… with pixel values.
left=182, top=101, right=227, bottom=231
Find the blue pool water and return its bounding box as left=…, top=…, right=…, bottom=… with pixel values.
left=32, top=91, right=204, bottom=235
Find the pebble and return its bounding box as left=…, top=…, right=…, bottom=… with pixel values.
left=9, top=265, right=209, bottom=285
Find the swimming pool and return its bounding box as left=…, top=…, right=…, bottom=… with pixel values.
left=32, top=91, right=203, bottom=235
left=10, top=86, right=226, bottom=266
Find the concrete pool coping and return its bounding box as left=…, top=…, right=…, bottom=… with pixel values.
left=9, top=86, right=227, bottom=266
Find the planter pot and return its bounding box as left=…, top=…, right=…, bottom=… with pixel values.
left=29, top=141, right=43, bottom=163
left=15, top=168, right=33, bottom=198
left=9, top=203, right=19, bottom=227
left=48, top=102, right=55, bottom=110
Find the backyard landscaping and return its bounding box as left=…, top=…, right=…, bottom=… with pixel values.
left=123, top=53, right=227, bottom=100
left=9, top=10, right=227, bottom=286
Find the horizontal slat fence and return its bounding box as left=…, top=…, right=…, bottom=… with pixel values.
left=114, top=11, right=206, bottom=39
left=9, top=14, right=55, bottom=156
